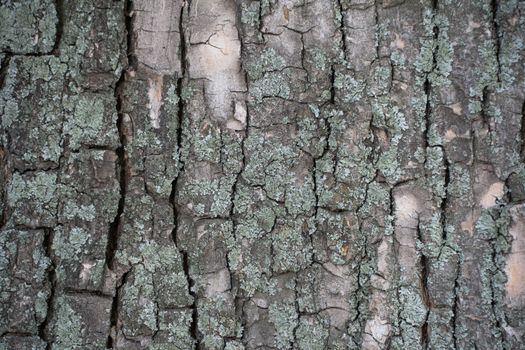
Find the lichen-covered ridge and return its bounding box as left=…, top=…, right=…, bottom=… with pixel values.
left=0, top=0, right=524, bottom=349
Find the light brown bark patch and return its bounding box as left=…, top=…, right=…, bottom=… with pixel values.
left=133, top=0, right=183, bottom=75
left=506, top=206, right=525, bottom=307
left=147, top=75, right=163, bottom=129
left=187, top=0, right=246, bottom=120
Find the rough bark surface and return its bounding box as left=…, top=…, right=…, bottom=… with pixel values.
left=0, top=0, right=524, bottom=349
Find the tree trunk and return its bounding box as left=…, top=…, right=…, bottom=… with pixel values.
left=1, top=0, right=524, bottom=349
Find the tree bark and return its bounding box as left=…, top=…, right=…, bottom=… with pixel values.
left=1, top=0, right=524, bottom=349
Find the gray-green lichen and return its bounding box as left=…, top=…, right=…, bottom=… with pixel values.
left=268, top=302, right=298, bottom=349
left=0, top=0, right=57, bottom=54
left=50, top=297, right=84, bottom=349
left=7, top=171, right=58, bottom=227
left=414, top=9, right=453, bottom=87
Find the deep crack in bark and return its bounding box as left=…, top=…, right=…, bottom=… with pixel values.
left=417, top=218, right=430, bottom=349
left=169, top=2, right=199, bottom=348
left=38, top=228, right=56, bottom=350
left=51, top=0, right=64, bottom=56
left=106, top=0, right=133, bottom=347
left=490, top=0, right=501, bottom=83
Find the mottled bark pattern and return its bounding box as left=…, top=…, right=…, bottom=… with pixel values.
left=0, top=0, right=524, bottom=349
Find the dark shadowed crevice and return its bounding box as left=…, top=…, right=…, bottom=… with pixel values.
left=0, top=55, right=11, bottom=231
left=423, top=81, right=432, bottom=150
left=480, top=0, right=501, bottom=134
left=329, top=65, right=336, bottom=104
left=169, top=0, right=188, bottom=225
left=480, top=87, right=493, bottom=133
left=105, top=0, right=134, bottom=273
left=182, top=252, right=200, bottom=348
left=422, top=0, right=439, bottom=155
left=106, top=270, right=130, bottom=349
left=373, top=0, right=380, bottom=59
left=490, top=0, right=501, bottom=83
left=0, top=55, right=10, bottom=88
left=290, top=276, right=300, bottom=349
left=336, top=0, right=347, bottom=61
left=422, top=4, right=439, bottom=151
left=169, top=2, right=200, bottom=348
left=451, top=258, right=461, bottom=349
left=0, top=145, right=8, bottom=230
left=51, top=0, right=64, bottom=56
left=417, top=218, right=430, bottom=349
left=105, top=74, right=129, bottom=272
left=105, top=0, right=133, bottom=347
left=440, top=154, right=450, bottom=241
left=38, top=228, right=57, bottom=350
left=520, top=101, right=525, bottom=160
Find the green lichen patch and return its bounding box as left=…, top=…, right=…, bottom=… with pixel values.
left=1, top=56, right=67, bottom=169
left=268, top=301, right=298, bottom=349
left=197, top=296, right=240, bottom=349
left=49, top=296, right=85, bottom=349
left=120, top=265, right=158, bottom=337
left=414, top=10, right=453, bottom=88
left=0, top=0, right=57, bottom=54
left=334, top=72, right=366, bottom=103
left=62, top=92, right=120, bottom=151
left=7, top=171, right=58, bottom=227
left=151, top=310, right=194, bottom=349
left=49, top=294, right=112, bottom=349
left=272, top=220, right=313, bottom=273
left=57, top=0, right=125, bottom=88
left=294, top=316, right=329, bottom=350
left=52, top=226, right=90, bottom=260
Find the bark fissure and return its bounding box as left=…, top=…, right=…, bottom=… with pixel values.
left=451, top=260, right=461, bottom=349
left=313, top=113, right=332, bottom=219
left=169, top=2, right=200, bottom=347
left=0, top=55, right=11, bottom=231
left=51, top=0, right=64, bottom=56
left=440, top=153, right=450, bottom=241
left=105, top=69, right=130, bottom=273
left=487, top=209, right=508, bottom=346
left=107, top=270, right=130, bottom=349
left=521, top=101, right=525, bottom=159
left=106, top=0, right=133, bottom=346
left=38, top=228, right=56, bottom=350
left=336, top=0, right=347, bottom=61
left=417, top=218, right=430, bottom=349
left=2, top=0, right=525, bottom=348
left=481, top=87, right=493, bottom=133
left=0, top=55, right=10, bottom=89
left=489, top=0, right=501, bottom=83
left=374, top=0, right=380, bottom=59
left=182, top=251, right=200, bottom=348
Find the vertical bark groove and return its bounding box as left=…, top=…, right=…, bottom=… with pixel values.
left=106, top=1, right=133, bottom=347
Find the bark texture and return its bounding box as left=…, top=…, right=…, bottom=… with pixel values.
left=1, top=0, right=525, bottom=349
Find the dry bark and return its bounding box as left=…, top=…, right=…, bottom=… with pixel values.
left=0, top=0, right=524, bottom=349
